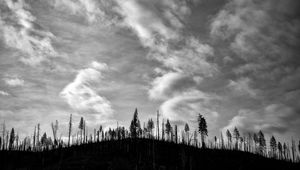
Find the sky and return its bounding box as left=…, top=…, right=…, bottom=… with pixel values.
left=0, top=0, right=299, bottom=142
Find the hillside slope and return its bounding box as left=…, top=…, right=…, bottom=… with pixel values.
left=0, top=139, right=299, bottom=170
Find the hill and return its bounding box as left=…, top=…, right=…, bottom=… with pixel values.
left=0, top=138, right=299, bottom=170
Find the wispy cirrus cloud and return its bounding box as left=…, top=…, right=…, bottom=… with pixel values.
left=60, top=61, right=113, bottom=123
left=0, top=90, right=10, bottom=96
left=0, top=0, right=58, bottom=66
left=3, top=77, right=25, bottom=87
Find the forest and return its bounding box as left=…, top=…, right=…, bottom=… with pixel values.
left=0, top=108, right=300, bottom=169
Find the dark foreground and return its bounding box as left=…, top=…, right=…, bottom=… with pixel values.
left=0, top=139, right=299, bottom=170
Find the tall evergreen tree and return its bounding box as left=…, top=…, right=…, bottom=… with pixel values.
left=79, top=117, right=84, bottom=143
left=174, top=125, right=178, bottom=143
left=129, top=108, right=141, bottom=138
left=8, top=128, right=15, bottom=150
left=278, top=142, right=283, bottom=159
left=68, top=114, right=72, bottom=147
left=184, top=123, right=189, bottom=144
left=165, top=119, right=172, bottom=141
left=258, top=131, right=266, bottom=155
left=147, top=118, right=154, bottom=138
left=233, top=127, right=240, bottom=150
left=226, top=129, right=232, bottom=148
left=51, top=120, right=59, bottom=145
left=156, top=110, right=160, bottom=140
left=198, top=114, right=208, bottom=148
left=270, top=136, right=277, bottom=157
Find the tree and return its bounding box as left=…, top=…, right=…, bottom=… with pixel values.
left=278, top=142, right=283, bottom=159
left=51, top=120, right=59, bottom=145
left=298, top=140, right=300, bottom=156
left=258, top=131, right=266, bottom=155
left=33, top=126, right=36, bottom=149
left=129, top=108, right=141, bottom=138
left=2, top=121, right=5, bottom=150
left=147, top=118, right=154, bottom=138
left=68, top=114, right=72, bottom=147
left=165, top=119, right=172, bottom=141
left=79, top=117, right=84, bottom=143
left=233, top=127, right=240, bottom=150
left=156, top=110, right=160, bottom=140
left=9, top=128, right=15, bottom=150
left=221, top=132, right=224, bottom=149
left=198, top=114, right=208, bottom=148
left=37, top=123, right=40, bottom=147
left=226, top=130, right=232, bottom=148
left=184, top=123, right=190, bottom=144
left=174, top=125, right=178, bottom=143
left=270, top=136, right=277, bottom=158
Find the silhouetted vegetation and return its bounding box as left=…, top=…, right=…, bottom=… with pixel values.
left=0, top=108, right=300, bottom=169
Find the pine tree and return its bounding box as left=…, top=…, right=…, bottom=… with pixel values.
left=9, top=128, right=15, bottom=150
left=270, top=136, right=277, bottom=158
left=147, top=118, right=154, bottom=138
left=198, top=114, right=208, bottom=148
left=2, top=121, right=5, bottom=150
left=278, top=142, right=283, bottom=159
left=162, top=119, right=165, bottom=140
left=174, top=125, right=178, bottom=143
left=79, top=117, right=84, bottom=143
left=51, top=120, right=58, bottom=145
left=156, top=110, right=160, bottom=140
left=129, top=108, right=141, bottom=138
left=165, top=119, right=172, bottom=141
left=233, top=127, right=240, bottom=150
left=184, top=123, right=189, bottom=144
left=37, top=123, right=40, bottom=148
left=221, top=132, right=224, bottom=149
left=68, top=114, right=72, bottom=147
left=258, top=131, right=266, bottom=155
left=33, top=126, right=36, bottom=149
left=226, top=129, right=232, bottom=148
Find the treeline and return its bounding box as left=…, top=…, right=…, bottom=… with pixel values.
left=1, top=108, right=300, bottom=163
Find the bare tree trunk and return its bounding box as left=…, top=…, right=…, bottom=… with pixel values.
left=68, top=114, right=72, bottom=147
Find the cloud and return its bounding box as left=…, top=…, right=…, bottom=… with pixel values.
left=222, top=103, right=300, bottom=136
left=227, top=77, right=258, bottom=98
left=60, top=61, right=113, bottom=121
left=160, top=90, right=219, bottom=128
left=0, top=90, right=10, bottom=96
left=0, top=0, right=58, bottom=66
left=3, top=77, right=25, bottom=87
left=53, top=0, right=118, bottom=25
left=149, top=72, right=196, bottom=100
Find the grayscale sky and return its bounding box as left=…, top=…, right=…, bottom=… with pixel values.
left=0, top=0, right=299, bottom=142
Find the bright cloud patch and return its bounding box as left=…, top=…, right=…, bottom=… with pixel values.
left=3, top=77, right=24, bottom=87
left=60, top=61, right=113, bottom=119
left=0, top=0, right=57, bottom=66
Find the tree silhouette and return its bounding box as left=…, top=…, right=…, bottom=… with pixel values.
left=258, top=131, right=266, bottom=155
left=129, top=108, right=141, bottom=138
left=79, top=117, right=84, bottom=143
left=270, top=136, right=277, bottom=158
left=147, top=118, right=154, bottom=138
left=233, top=127, right=240, bottom=150
left=165, top=119, right=172, bottom=141
left=198, top=114, right=208, bottom=148
left=68, top=114, right=72, bottom=147
left=51, top=120, right=58, bottom=146
left=278, top=142, right=283, bottom=159
left=226, top=130, right=232, bottom=148
left=184, top=123, right=190, bottom=144
left=9, top=128, right=15, bottom=150
left=298, top=140, right=300, bottom=157
left=174, top=125, right=178, bottom=143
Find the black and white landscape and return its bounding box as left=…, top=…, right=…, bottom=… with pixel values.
left=0, top=0, right=300, bottom=169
